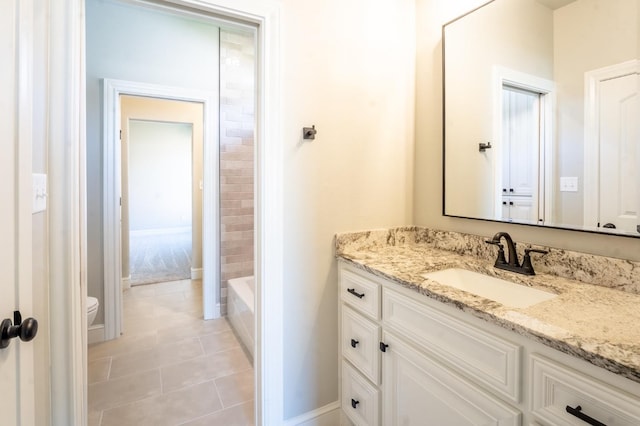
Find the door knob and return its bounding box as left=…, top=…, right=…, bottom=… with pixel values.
left=0, top=311, right=38, bottom=349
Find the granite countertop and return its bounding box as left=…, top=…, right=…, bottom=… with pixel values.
left=335, top=228, right=640, bottom=385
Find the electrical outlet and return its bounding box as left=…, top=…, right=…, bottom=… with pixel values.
left=560, top=177, right=578, bottom=192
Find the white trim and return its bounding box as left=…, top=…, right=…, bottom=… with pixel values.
left=492, top=66, right=555, bottom=224
left=121, top=276, right=131, bottom=291
left=130, top=226, right=191, bottom=237
left=190, top=267, right=203, bottom=280
left=49, top=0, right=87, bottom=424
left=583, top=59, right=640, bottom=229
left=103, top=78, right=220, bottom=338
left=60, top=1, right=283, bottom=425
left=88, top=325, right=105, bottom=345
left=283, top=401, right=342, bottom=426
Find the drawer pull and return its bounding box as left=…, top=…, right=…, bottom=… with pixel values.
left=379, top=341, right=389, bottom=352
left=565, top=405, right=607, bottom=426
left=350, top=339, right=359, bottom=348
left=347, top=288, right=365, bottom=299
left=351, top=398, right=360, bottom=409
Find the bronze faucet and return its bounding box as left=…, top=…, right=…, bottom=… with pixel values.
left=485, top=232, right=547, bottom=275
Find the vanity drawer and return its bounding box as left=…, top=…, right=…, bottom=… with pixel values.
left=531, top=354, right=640, bottom=426
left=382, top=287, right=521, bottom=402
left=340, top=266, right=381, bottom=320
left=342, top=305, right=380, bottom=384
left=342, top=360, right=380, bottom=426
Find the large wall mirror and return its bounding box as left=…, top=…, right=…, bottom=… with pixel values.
left=443, top=0, right=639, bottom=237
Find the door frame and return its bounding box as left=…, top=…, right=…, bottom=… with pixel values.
left=584, top=59, right=639, bottom=229
left=103, top=79, right=219, bottom=341
left=51, top=0, right=283, bottom=424
left=492, top=66, right=555, bottom=224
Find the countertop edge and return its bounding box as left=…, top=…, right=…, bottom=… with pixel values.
left=337, top=256, right=640, bottom=385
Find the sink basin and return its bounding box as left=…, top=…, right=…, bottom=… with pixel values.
left=422, top=268, right=556, bottom=308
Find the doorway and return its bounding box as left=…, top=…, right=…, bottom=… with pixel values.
left=121, top=97, right=203, bottom=288
left=492, top=66, right=554, bottom=224
left=584, top=60, right=640, bottom=234
left=49, top=0, right=283, bottom=423
left=500, top=85, right=541, bottom=223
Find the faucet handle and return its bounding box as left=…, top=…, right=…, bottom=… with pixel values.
left=485, top=240, right=507, bottom=266
left=524, top=248, right=548, bottom=255
left=521, top=247, right=548, bottom=275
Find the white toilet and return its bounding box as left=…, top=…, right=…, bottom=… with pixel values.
left=87, top=297, right=99, bottom=327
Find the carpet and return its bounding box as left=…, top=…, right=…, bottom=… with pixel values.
left=129, top=230, right=192, bottom=286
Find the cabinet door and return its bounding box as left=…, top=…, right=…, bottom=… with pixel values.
left=381, top=332, right=521, bottom=426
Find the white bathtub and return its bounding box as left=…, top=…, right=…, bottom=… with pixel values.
left=227, top=275, right=254, bottom=360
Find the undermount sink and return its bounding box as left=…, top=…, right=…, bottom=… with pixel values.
left=422, top=268, right=557, bottom=309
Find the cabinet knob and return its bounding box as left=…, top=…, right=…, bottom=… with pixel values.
left=379, top=342, right=389, bottom=352
left=351, top=398, right=360, bottom=409
left=350, top=339, right=359, bottom=348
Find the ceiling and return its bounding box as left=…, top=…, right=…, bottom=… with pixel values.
left=535, top=0, right=578, bottom=10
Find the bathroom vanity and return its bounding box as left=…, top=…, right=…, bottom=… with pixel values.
left=336, top=228, right=640, bottom=425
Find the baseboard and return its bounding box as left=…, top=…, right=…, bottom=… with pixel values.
left=88, top=324, right=105, bottom=345
left=121, top=275, right=131, bottom=290
left=191, top=267, right=203, bottom=279
left=130, top=226, right=191, bottom=237
left=283, top=401, right=341, bottom=426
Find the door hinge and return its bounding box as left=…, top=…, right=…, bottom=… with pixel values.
left=119, top=130, right=122, bottom=140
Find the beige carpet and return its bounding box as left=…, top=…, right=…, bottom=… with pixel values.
left=129, top=230, right=192, bottom=286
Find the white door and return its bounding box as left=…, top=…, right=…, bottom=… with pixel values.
left=501, top=85, right=540, bottom=222
left=0, top=1, right=37, bottom=424
left=382, top=332, right=520, bottom=425
left=598, top=73, right=639, bottom=233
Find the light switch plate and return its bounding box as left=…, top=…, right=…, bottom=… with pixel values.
left=560, top=176, right=578, bottom=192
left=32, top=173, right=47, bottom=214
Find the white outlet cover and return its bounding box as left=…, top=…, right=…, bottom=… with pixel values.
left=560, top=176, right=578, bottom=192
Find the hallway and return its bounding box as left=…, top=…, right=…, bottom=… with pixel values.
left=88, top=279, right=254, bottom=425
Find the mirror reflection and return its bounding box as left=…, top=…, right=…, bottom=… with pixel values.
left=443, top=0, right=639, bottom=236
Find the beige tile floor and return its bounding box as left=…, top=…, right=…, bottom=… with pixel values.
left=88, top=279, right=254, bottom=426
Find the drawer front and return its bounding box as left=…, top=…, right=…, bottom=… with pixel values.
left=531, top=354, right=640, bottom=426
left=342, top=360, right=379, bottom=426
left=340, top=267, right=381, bottom=320
left=383, top=287, right=521, bottom=402
left=342, top=305, right=380, bottom=384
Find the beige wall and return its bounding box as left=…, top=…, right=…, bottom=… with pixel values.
left=280, top=0, right=415, bottom=418
left=415, top=0, right=640, bottom=261
left=120, top=96, right=204, bottom=283
left=445, top=0, right=553, bottom=218
left=219, top=29, right=255, bottom=315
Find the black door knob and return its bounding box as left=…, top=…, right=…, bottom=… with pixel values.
left=0, top=311, right=38, bottom=349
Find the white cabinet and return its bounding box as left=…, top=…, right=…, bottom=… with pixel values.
left=382, top=331, right=520, bottom=426
left=339, top=263, right=521, bottom=425
left=530, top=354, right=640, bottom=426
left=339, top=262, right=640, bottom=426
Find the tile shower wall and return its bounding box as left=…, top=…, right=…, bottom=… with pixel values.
left=219, top=29, right=255, bottom=314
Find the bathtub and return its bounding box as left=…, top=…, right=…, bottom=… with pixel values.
left=227, top=275, right=254, bottom=360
